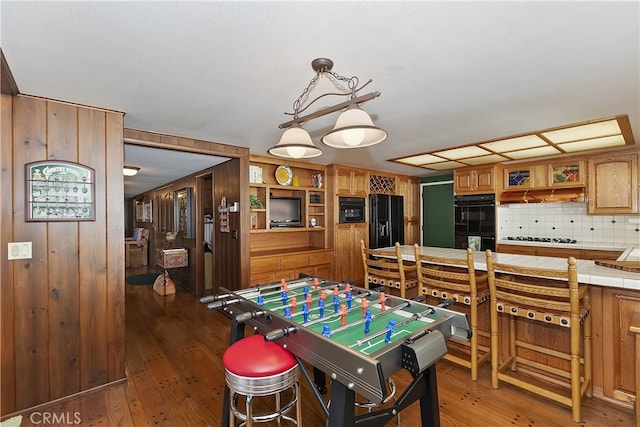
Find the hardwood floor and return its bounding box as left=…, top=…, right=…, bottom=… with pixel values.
left=6, top=270, right=634, bottom=426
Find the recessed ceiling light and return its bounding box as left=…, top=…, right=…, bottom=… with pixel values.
left=389, top=115, right=634, bottom=171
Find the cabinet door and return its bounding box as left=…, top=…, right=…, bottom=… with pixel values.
left=536, top=247, right=581, bottom=259
left=335, top=167, right=368, bottom=195
left=474, top=168, right=495, bottom=192
left=588, top=153, right=638, bottom=214
left=549, top=161, right=584, bottom=187
left=454, top=170, right=474, bottom=194
left=504, top=167, right=532, bottom=190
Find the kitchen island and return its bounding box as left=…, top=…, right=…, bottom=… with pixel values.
left=378, top=245, right=639, bottom=410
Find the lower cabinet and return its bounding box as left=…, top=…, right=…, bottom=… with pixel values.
left=334, top=223, right=368, bottom=285
left=591, top=286, right=640, bottom=407
left=250, top=249, right=333, bottom=285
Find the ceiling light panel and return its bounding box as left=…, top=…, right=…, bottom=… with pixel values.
left=558, top=134, right=626, bottom=152
left=506, top=145, right=562, bottom=159
left=424, top=161, right=467, bottom=170
left=395, top=153, right=446, bottom=165
left=542, top=119, right=621, bottom=143
left=461, top=154, right=509, bottom=165
left=479, top=134, right=546, bottom=152
left=432, top=145, right=491, bottom=160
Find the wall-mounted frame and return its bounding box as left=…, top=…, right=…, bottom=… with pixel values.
left=26, top=160, right=95, bottom=222
left=144, top=201, right=153, bottom=222
left=136, top=202, right=144, bottom=221
left=174, top=187, right=192, bottom=238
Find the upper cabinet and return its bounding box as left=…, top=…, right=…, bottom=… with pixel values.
left=588, top=152, right=638, bottom=214
left=454, top=166, right=496, bottom=195
left=334, top=166, right=368, bottom=196
left=502, top=160, right=585, bottom=191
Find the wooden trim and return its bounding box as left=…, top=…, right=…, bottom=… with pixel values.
left=1, top=49, right=19, bottom=96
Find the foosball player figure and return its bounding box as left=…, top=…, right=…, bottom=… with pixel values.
left=361, top=298, right=369, bottom=317
left=346, top=290, right=353, bottom=309
left=302, top=304, right=309, bottom=323
left=313, top=277, right=320, bottom=289
left=283, top=307, right=292, bottom=319
left=322, top=324, right=331, bottom=338
left=333, top=294, right=340, bottom=313
left=303, top=286, right=309, bottom=300
left=306, top=293, right=312, bottom=310
left=364, top=309, right=372, bottom=334
left=345, top=283, right=352, bottom=293
left=318, top=299, right=325, bottom=318
left=290, top=296, right=297, bottom=314
left=340, top=304, right=347, bottom=327
left=379, top=291, right=387, bottom=312
left=281, top=278, right=289, bottom=293
left=320, top=289, right=326, bottom=301
left=385, top=319, right=396, bottom=343
left=281, top=291, right=288, bottom=306
left=257, top=295, right=264, bottom=306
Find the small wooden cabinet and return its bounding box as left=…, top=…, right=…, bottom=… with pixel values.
left=334, top=165, right=368, bottom=196
left=250, top=249, right=333, bottom=285
left=588, top=152, right=638, bottom=214
left=502, top=160, right=585, bottom=190
left=454, top=166, right=496, bottom=195
left=334, top=223, right=368, bottom=284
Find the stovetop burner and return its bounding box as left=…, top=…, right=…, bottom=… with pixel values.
left=506, top=236, right=577, bottom=244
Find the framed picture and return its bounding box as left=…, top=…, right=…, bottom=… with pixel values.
left=136, top=203, right=144, bottom=221
left=144, top=201, right=153, bottom=222
left=25, top=160, right=95, bottom=222
left=174, top=187, right=192, bottom=238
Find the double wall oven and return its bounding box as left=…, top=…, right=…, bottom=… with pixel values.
left=454, top=194, right=496, bottom=251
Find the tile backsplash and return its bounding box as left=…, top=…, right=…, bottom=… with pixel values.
left=497, top=202, right=640, bottom=245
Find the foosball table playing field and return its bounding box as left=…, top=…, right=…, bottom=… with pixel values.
left=201, top=276, right=471, bottom=427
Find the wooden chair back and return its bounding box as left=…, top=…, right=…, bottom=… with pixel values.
left=360, top=240, right=416, bottom=299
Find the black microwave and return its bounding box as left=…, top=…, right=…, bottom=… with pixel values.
left=338, top=197, right=366, bottom=223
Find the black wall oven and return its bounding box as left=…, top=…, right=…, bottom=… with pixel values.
left=338, top=197, right=366, bottom=224
left=454, top=194, right=496, bottom=251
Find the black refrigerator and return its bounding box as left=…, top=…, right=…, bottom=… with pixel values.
left=369, top=194, right=404, bottom=249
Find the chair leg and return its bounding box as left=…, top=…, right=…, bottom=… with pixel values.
left=584, top=310, right=593, bottom=398
left=509, top=316, right=517, bottom=372
left=295, top=381, right=302, bottom=427
left=246, top=394, right=253, bottom=427
left=470, top=302, right=479, bottom=381
left=570, top=318, right=581, bottom=423
left=490, top=302, right=499, bottom=389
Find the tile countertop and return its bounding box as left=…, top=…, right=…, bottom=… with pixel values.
left=383, top=245, right=640, bottom=291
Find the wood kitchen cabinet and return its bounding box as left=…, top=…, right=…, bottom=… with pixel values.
left=592, top=287, right=640, bottom=406
left=250, top=248, right=333, bottom=285
left=496, top=244, right=622, bottom=261
left=334, top=223, right=368, bottom=284
left=454, top=166, right=496, bottom=195
left=588, top=152, right=638, bottom=214
left=333, top=165, right=368, bottom=196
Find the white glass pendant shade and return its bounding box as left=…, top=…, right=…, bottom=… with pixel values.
left=320, top=106, right=387, bottom=149
left=268, top=125, right=322, bottom=159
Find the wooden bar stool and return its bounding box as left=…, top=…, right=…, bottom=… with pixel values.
left=223, top=334, right=301, bottom=426
left=361, top=240, right=418, bottom=299
left=414, top=245, right=490, bottom=381
left=486, top=251, right=592, bottom=423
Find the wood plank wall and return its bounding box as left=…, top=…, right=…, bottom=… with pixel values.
left=0, top=94, right=125, bottom=415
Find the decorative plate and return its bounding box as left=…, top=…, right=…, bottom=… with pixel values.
left=275, top=165, right=293, bottom=186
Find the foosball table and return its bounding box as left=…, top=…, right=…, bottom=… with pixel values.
left=201, top=276, right=470, bottom=427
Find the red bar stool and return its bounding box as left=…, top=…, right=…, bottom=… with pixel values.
left=223, top=334, right=302, bottom=426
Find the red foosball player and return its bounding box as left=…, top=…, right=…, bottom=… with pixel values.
left=290, top=296, right=297, bottom=314
left=379, top=291, right=387, bottom=311
left=340, top=304, right=347, bottom=327
left=281, top=278, right=288, bottom=293
left=361, top=298, right=368, bottom=317
left=313, top=277, right=320, bottom=289
left=306, top=292, right=313, bottom=310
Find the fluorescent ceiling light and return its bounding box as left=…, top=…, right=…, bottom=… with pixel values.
left=389, top=115, right=634, bottom=171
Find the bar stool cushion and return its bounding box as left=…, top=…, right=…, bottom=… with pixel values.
left=223, top=334, right=296, bottom=377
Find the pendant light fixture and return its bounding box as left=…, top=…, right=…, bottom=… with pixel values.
left=268, top=58, right=386, bottom=159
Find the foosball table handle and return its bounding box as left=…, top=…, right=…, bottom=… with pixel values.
left=235, top=310, right=267, bottom=324
left=264, top=326, right=299, bottom=342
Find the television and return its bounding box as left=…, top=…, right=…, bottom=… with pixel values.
left=270, top=197, right=302, bottom=227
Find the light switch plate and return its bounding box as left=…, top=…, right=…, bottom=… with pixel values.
left=8, top=242, right=32, bottom=260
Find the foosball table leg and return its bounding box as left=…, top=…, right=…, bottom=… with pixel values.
left=313, top=367, right=327, bottom=394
